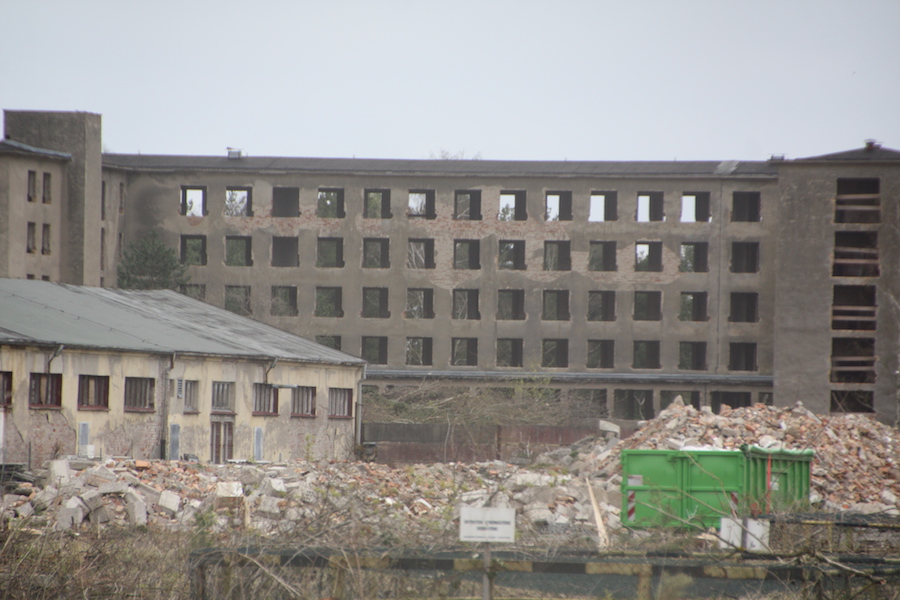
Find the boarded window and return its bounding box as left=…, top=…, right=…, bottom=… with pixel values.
left=180, top=235, right=207, bottom=265
left=498, top=240, right=526, bottom=270
left=124, top=377, right=155, bottom=411
left=587, top=340, right=614, bottom=369
left=364, top=189, right=392, bottom=219
left=542, top=290, right=570, bottom=321
left=317, top=237, right=344, bottom=268
left=588, top=291, right=616, bottom=322
left=292, top=387, right=316, bottom=416
left=30, top=373, right=62, bottom=407
left=453, top=240, right=481, bottom=269
left=271, top=237, right=299, bottom=267
left=497, top=290, right=526, bottom=320
left=451, top=338, right=478, bottom=366
left=589, top=241, right=616, bottom=271
left=542, top=339, right=569, bottom=368
left=224, top=187, right=252, bottom=216
left=211, top=382, right=235, bottom=413
left=406, top=337, right=433, bottom=366
left=317, top=188, right=345, bottom=218
left=452, top=289, right=480, bottom=320
left=78, top=375, right=109, bottom=409
left=328, top=388, right=353, bottom=417
left=252, top=383, right=278, bottom=415
left=405, top=288, right=434, bottom=319
left=679, top=342, right=707, bottom=370
left=496, top=339, right=523, bottom=367
left=454, top=190, right=482, bottom=220
left=224, top=286, right=252, bottom=315
left=271, top=286, right=298, bottom=316
left=407, top=239, right=435, bottom=268
left=363, top=238, right=390, bottom=268
left=315, top=287, right=343, bottom=317
left=498, top=191, right=527, bottom=221
left=181, top=186, right=206, bottom=217
left=225, top=236, right=253, bottom=266
left=633, top=341, right=661, bottom=369
left=272, top=187, right=300, bottom=217
left=361, top=337, right=388, bottom=364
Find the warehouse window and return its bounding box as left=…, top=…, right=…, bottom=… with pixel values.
left=497, top=290, right=526, bottom=320
left=315, top=287, right=343, bottom=318
left=680, top=193, right=710, bottom=223
left=636, top=192, right=664, bottom=222
left=679, top=292, right=708, bottom=321
left=272, top=187, right=300, bottom=217
left=42, top=224, right=51, bottom=255
left=731, top=242, right=760, bottom=273
left=124, top=377, right=155, bottom=411
left=224, top=187, right=252, bottom=216
left=271, top=237, right=299, bottom=267
left=364, top=189, right=392, bottom=219
left=78, top=375, right=109, bottom=410
left=317, top=237, right=344, bottom=268
left=407, top=239, right=435, bottom=269
left=833, top=232, right=879, bottom=277
left=729, top=292, right=759, bottom=323
left=29, top=373, right=62, bottom=408
left=588, top=291, right=616, bottom=321
left=635, top=242, right=662, bottom=272
left=587, top=340, right=615, bottom=369
left=830, top=390, right=874, bottom=413
left=361, top=337, right=388, bottom=365
left=832, top=285, right=876, bottom=330
left=831, top=338, right=875, bottom=383
left=589, top=241, right=617, bottom=271
left=181, top=380, right=199, bottom=413
left=661, top=391, right=701, bottom=410
left=181, top=235, right=207, bottom=265
left=732, top=192, right=761, bottom=222
left=614, top=389, right=654, bottom=420
left=679, top=342, right=707, bottom=371
left=408, top=190, right=436, bottom=219
left=405, top=288, right=435, bottom=319
left=835, top=178, right=880, bottom=224
left=679, top=242, right=708, bottom=272
left=225, top=236, right=253, bottom=266
left=634, top=291, right=662, bottom=321
left=499, top=240, right=526, bottom=270
left=542, top=290, right=570, bottom=321
left=454, top=190, right=482, bottom=220
left=545, top=191, right=572, bottom=221
left=290, top=387, right=316, bottom=417
left=711, top=391, right=752, bottom=412
left=317, top=188, right=345, bottom=218
left=729, top=343, right=757, bottom=371
left=452, top=289, right=480, bottom=320
left=633, top=341, right=661, bottom=369
left=543, top=241, right=571, bottom=271
left=363, top=238, right=390, bottom=268
left=328, top=388, right=353, bottom=418
left=271, top=286, right=298, bottom=316
left=252, top=383, right=278, bottom=415
left=406, top=337, right=433, bottom=366
left=181, top=186, right=206, bottom=217
left=589, top=192, right=617, bottom=222
left=496, top=339, right=524, bottom=367
left=454, top=240, right=481, bottom=269
left=542, top=339, right=569, bottom=368
left=498, top=191, right=527, bottom=221
left=362, top=287, right=390, bottom=318
left=451, top=338, right=478, bottom=366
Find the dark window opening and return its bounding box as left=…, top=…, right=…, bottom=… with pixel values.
left=589, top=241, right=617, bottom=271
left=542, top=339, right=569, bottom=368
left=731, top=242, right=760, bottom=273
left=26, top=222, right=36, bottom=253
left=834, top=231, right=879, bottom=277
left=587, top=340, right=614, bottom=369
left=570, top=389, right=609, bottom=419
left=180, top=284, right=206, bottom=301
left=0, top=371, right=12, bottom=407
left=729, top=292, right=759, bottom=323
left=408, top=190, right=436, bottom=219
left=589, top=192, right=618, bottom=222
left=732, top=192, right=761, bottom=222
left=498, top=191, right=527, bottom=221
left=679, top=242, right=708, bottom=272
left=636, top=192, right=664, bottom=222
left=588, top=291, right=616, bottom=322
left=830, top=390, right=874, bottom=413
left=225, top=236, right=253, bottom=266
left=499, top=240, right=526, bottom=270
left=271, top=236, right=298, bottom=267
left=497, top=289, right=526, bottom=320
left=835, top=178, right=880, bottom=224
left=364, top=189, right=392, bottom=219
left=729, top=342, right=757, bottom=371
left=832, top=285, right=876, bottom=330
left=406, top=337, right=433, bottom=366
left=681, top=192, right=710, bottom=222
left=497, top=339, right=524, bottom=367
left=224, top=187, right=252, bottom=217
left=27, top=171, right=36, bottom=202
left=315, top=287, right=344, bottom=317
left=315, top=335, right=341, bottom=350
left=451, top=338, right=478, bottom=366
left=635, top=242, right=662, bottom=272
left=272, top=187, right=300, bottom=217
left=405, top=288, right=435, bottom=319
left=614, top=389, right=654, bottom=420
left=634, top=291, right=662, bottom=321
left=679, top=341, right=707, bottom=370
left=679, top=292, right=708, bottom=322
left=711, top=391, right=752, bottom=413
left=42, top=224, right=51, bottom=255
left=361, top=336, right=388, bottom=364
left=317, top=237, right=344, bottom=268
left=318, top=188, right=345, bottom=218
left=454, top=190, right=482, bottom=220
left=224, top=285, right=252, bottom=316
left=363, top=238, right=390, bottom=268
left=542, top=290, right=570, bottom=321
left=633, top=341, right=661, bottom=369
left=362, top=287, right=391, bottom=319
left=30, top=373, right=62, bottom=407
left=78, top=375, right=109, bottom=409
left=831, top=337, right=876, bottom=383
left=543, top=241, right=571, bottom=271
left=124, top=377, right=155, bottom=411
left=102, top=182, right=107, bottom=219
left=452, top=289, right=480, bottom=320
left=545, top=191, right=573, bottom=221
left=407, top=239, right=435, bottom=269
left=271, top=286, right=298, bottom=316
left=454, top=239, right=481, bottom=269
left=180, top=235, right=207, bottom=266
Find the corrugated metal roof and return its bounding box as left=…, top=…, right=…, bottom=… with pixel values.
left=0, top=139, right=72, bottom=161
left=0, top=279, right=364, bottom=366
left=102, top=153, right=777, bottom=178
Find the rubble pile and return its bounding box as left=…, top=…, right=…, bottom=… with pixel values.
left=541, top=400, right=900, bottom=515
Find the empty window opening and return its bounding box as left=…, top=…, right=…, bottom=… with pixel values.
left=543, top=241, right=571, bottom=271
left=452, top=289, right=480, bottom=320
left=119, top=182, right=126, bottom=214
left=830, top=390, right=874, bottom=413
left=497, top=289, right=526, bottom=320
left=405, top=288, right=435, bottom=319
left=542, top=290, right=570, bottom=321
left=211, top=381, right=236, bottom=413
left=680, top=193, right=711, bottom=222
left=271, top=286, right=298, bottom=316
left=317, top=237, right=344, bottom=268
left=731, top=242, right=760, bottom=273
left=499, top=240, right=526, bottom=270
left=363, top=238, right=390, bottom=268
left=831, top=337, right=876, bottom=383
left=729, top=342, right=757, bottom=371
left=30, top=373, right=62, bottom=407
left=252, top=383, right=278, bottom=415
left=569, top=389, right=609, bottom=419
left=99, top=228, right=105, bottom=269
left=633, top=341, right=661, bottom=369
left=407, top=239, right=435, bottom=269
left=451, top=338, right=478, bottom=366
left=224, top=285, right=252, bottom=316
left=180, top=187, right=206, bottom=217
left=78, top=375, right=109, bottom=409
left=587, top=340, right=615, bottom=369
left=635, top=242, right=662, bottom=272
left=729, top=292, right=759, bottom=323
left=318, top=188, right=345, bottom=218
left=362, top=287, right=390, bottom=319
left=42, top=172, right=52, bottom=203
left=291, top=387, right=316, bottom=417
left=408, top=190, right=436, bottom=219
left=496, top=339, right=524, bottom=367
left=636, top=192, right=664, bottom=222
left=833, top=232, right=879, bottom=277
left=271, top=236, right=298, bottom=267
left=835, top=178, right=880, bottom=224
left=542, top=339, right=569, bottom=368
left=679, top=292, right=708, bottom=322
left=711, top=391, right=752, bottom=413
left=329, top=388, right=353, bottom=417
left=101, top=181, right=107, bottom=220
left=406, top=337, right=433, bottom=366
left=454, top=190, right=482, bottom=220
left=225, top=236, right=253, bottom=266
left=614, top=389, right=654, bottom=420
left=589, top=241, right=617, bottom=271
left=679, top=341, right=707, bottom=370
left=545, top=191, right=572, bottom=221
left=361, top=337, right=389, bottom=364
left=732, top=191, right=761, bottom=222
left=180, top=235, right=207, bottom=265
left=634, top=291, right=662, bottom=321
left=588, top=291, right=616, bottom=322
left=679, top=242, right=708, bottom=272
left=832, top=285, right=876, bottom=330
left=316, top=335, right=341, bottom=350
left=26, top=222, right=36, bottom=253
left=454, top=239, right=481, bottom=269
left=125, top=377, right=155, bottom=411
left=41, top=224, right=51, bottom=255
left=180, top=284, right=206, bottom=301
left=498, top=191, right=527, bottom=221
left=589, top=192, right=618, bottom=222
left=27, top=171, right=36, bottom=202
left=661, top=390, right=701, bottom=410
left=364, top=189, right=392, bottom=219
left=224, top=187, right=253, bottom=217
left=315, top=287, right=344, bottom=318
left=272, top=187, right=300, bottom=217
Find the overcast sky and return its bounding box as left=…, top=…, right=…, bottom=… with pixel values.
left=2, top=1, right=898, bottom=161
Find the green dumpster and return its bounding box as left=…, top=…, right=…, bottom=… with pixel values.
left=741, top=445, right=814, bottom=514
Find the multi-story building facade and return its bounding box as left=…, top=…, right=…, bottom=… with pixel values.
left=3, top=110, right=899, bottom=425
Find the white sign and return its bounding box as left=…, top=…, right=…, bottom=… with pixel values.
left=459, top=506, right=516, bottom=543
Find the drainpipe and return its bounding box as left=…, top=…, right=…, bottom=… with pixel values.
left=265, top=358, right=278, bottom=384
left=356, top=365, right=366, bottom=448
left=160, top=353, right=175, bottom=460
left=48, top=344, right=64, bottom=372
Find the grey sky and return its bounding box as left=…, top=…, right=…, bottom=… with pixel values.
left=2, top=1, right=898, bottom=161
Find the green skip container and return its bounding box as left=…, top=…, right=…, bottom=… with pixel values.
left=621, top=446, right=813, bottom=529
